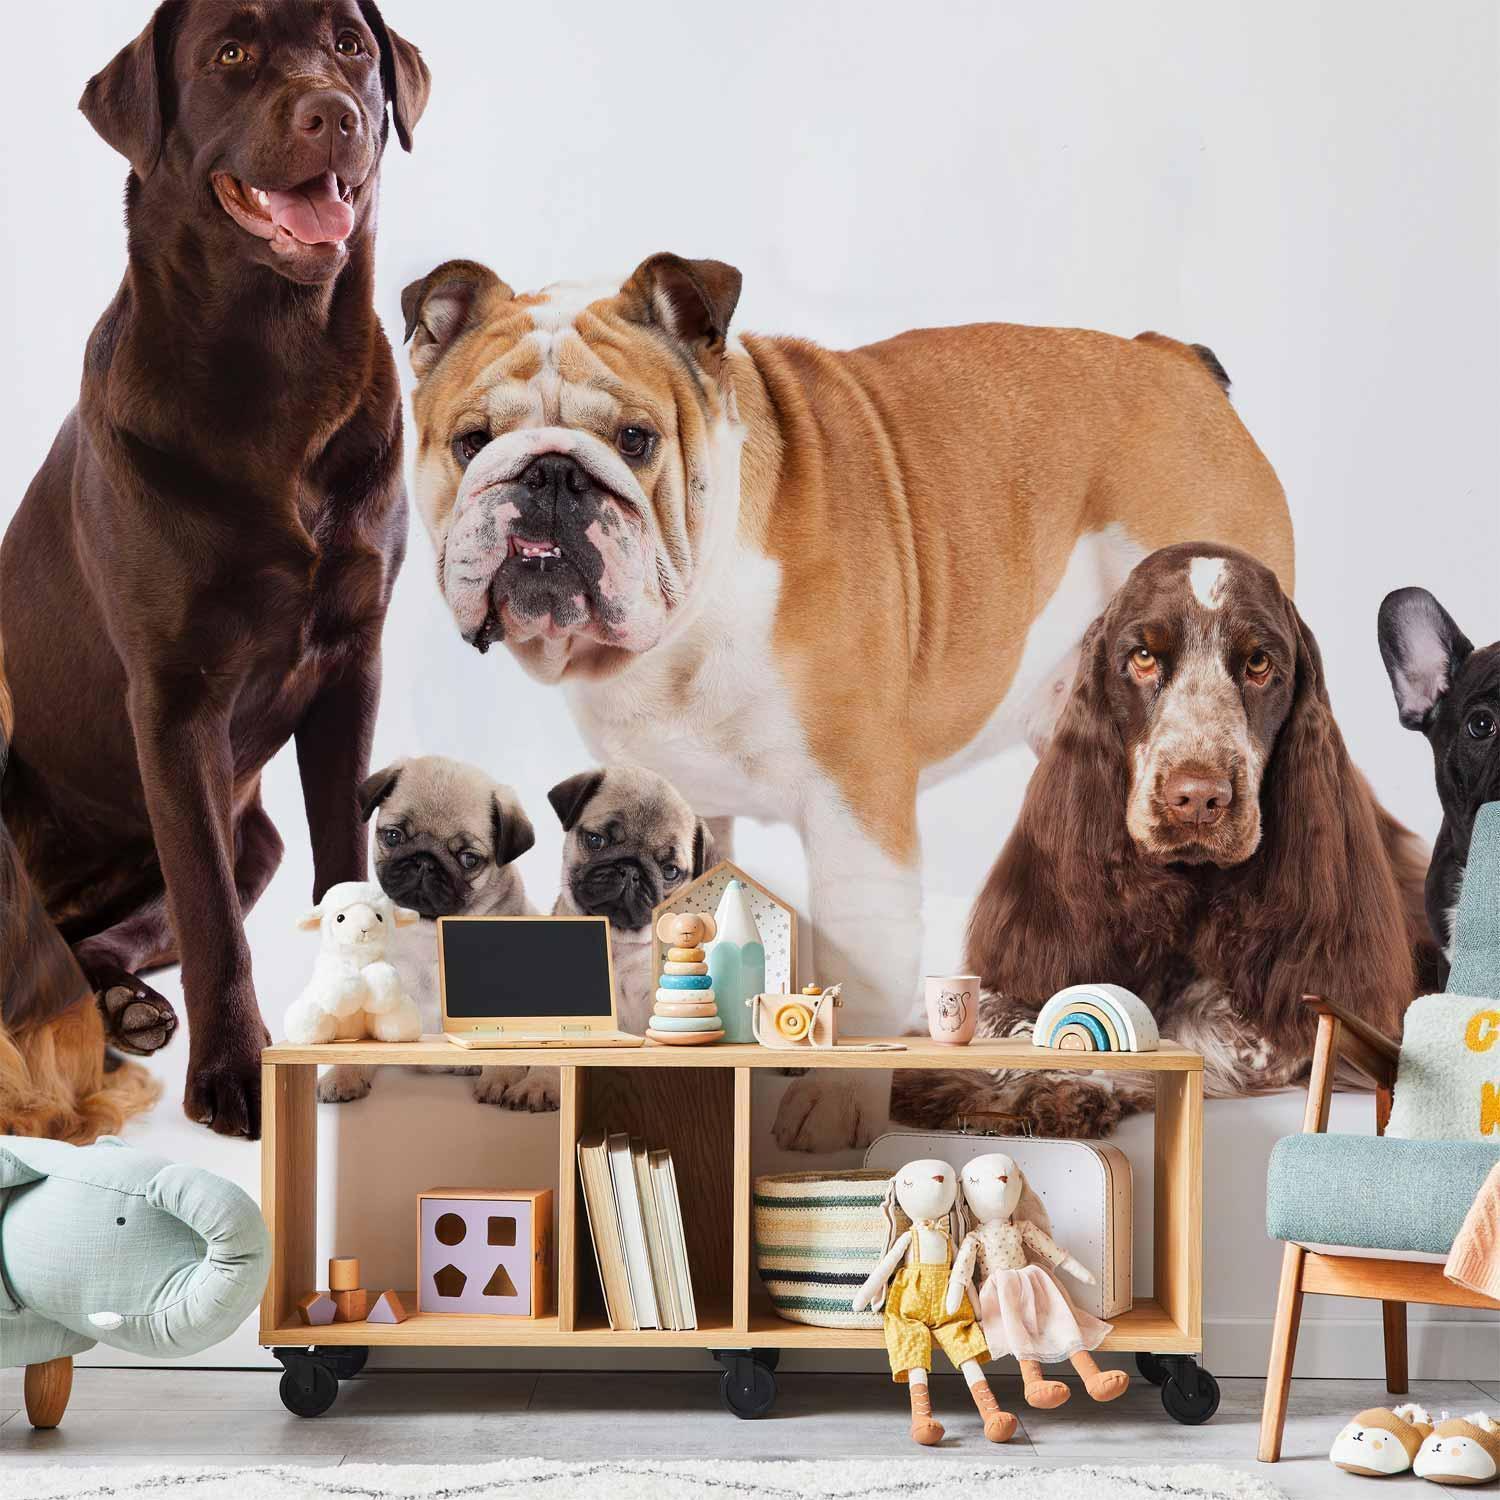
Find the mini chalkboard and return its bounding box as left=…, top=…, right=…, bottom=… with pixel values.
left=438, top=916, right=617, bottom=1025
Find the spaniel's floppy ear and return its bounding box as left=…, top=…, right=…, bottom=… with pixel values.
left=1378, top=587, right=1473, bottom=731
left=1239, top=599, right=1415, bottom=1040
left=79, top=1, right=183, bottom=180
left=964, top=618, right=1190, bottom=1005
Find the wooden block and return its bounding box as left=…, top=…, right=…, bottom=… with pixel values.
left=368, top=1289, right=409, bottom=1324
left=328, top=1256, right=361, bottom=1291
left=646, top=1027, right=725, bottom=1046
left=332, top=1288, right=369, bottom=1322
left=297, top=1291, right=337, bottom=1327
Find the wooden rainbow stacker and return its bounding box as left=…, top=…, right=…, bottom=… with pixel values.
left=260, top=1034, right=1208, bottom=1420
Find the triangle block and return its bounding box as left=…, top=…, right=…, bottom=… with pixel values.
left=368, top=1289, right=409, bottom=1324
left=483, top=1262, right=518, bottom=1298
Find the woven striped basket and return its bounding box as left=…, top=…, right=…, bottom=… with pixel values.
left=752, top=1169, right=904, bottom=1328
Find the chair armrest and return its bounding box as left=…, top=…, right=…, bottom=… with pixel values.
left=1299, top=994, right=1399, bottom=1090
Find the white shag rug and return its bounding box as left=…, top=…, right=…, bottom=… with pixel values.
left=9, top=1460, right=1287, bottom=1500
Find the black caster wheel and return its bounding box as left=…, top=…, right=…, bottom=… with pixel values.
left=753, top=1348, right=781, bottom=1373
left=1136, top=1352, right=1169, bottom=1386
left=1161, top=1366, right=1220, bottom=1425
left=278, top=1360, right=339, bottom=1418
left=316, top=1345, right=368, bottom=1380
left=715, top=1351, right=778, bottom=1418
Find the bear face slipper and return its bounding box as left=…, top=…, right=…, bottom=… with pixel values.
left=1413, top=1412, right=1500, bottom=1486
left=1330, top=1404, right=1433, bottom=1476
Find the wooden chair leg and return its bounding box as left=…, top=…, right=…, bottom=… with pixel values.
left=1258, top=1243, right=1306, bottom=1462
left=24, top=1355, right=73, bottom=1429
left=1382, top=1300, right=1408, bottom=1395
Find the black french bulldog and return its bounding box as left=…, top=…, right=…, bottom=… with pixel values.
left=1379, top=587, right=1500, bottom=952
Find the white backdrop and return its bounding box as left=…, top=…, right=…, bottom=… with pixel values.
left=2, top=0, right=1496, bottom=1377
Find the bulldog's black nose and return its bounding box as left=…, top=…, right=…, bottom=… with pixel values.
left=521, top=453, right=591, bottom=506
left=294, top=89, right=362, bottom=141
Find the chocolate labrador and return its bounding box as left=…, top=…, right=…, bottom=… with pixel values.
left=0, top=0, right=428, bottom=1138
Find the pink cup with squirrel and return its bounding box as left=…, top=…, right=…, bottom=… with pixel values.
left=924, top=975, right=979, bottom=1045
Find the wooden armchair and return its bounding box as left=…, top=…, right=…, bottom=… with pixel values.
left=1258, top=994, right=1500, bottom=1462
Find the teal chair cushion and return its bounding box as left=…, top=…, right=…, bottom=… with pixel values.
left=1267, top=1133, right=1500, bottom=1255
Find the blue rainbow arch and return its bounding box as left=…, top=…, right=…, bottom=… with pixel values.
left=1033, top=983, right=1160, bottom=1054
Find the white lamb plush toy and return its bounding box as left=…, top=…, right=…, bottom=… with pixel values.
left=284, top=881, right=423, bottom=1045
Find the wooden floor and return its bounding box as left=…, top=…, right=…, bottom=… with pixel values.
left=3, top=1368, right=1496, bottom=1498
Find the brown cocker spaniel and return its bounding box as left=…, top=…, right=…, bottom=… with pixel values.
left=892, top=542, right=1441, bottom=1139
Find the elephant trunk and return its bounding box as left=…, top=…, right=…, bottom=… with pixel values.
left=106, top=1164, right=270, bottom=1359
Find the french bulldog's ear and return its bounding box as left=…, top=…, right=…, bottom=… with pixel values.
left=357, top=1, right=431, bottom=152
left=79, top=1, right=182, bottom=179
left=401, top=261, right=513, bottom=380
left=357, top=762, right=404, bottom=823
left=1378, top=587, right=1473, bottom=730
left=548, top=770, right=605, bottom=832
left=492, top=794, right=536, bottom=867
left=690, top=818, right=717, bottom=879
left=620, top=253, right=742, bottom=352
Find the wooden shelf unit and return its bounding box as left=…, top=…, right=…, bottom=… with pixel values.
left=260, top=1036, right=1204, bottom=1360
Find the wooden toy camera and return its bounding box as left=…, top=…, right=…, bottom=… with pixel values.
left=748, top=984, right=843, bottom=1049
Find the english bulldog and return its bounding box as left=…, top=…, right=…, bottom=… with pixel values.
left=548, top=765, right=716, bottom=1035
left=399, top=252, right=1294, bottom=1147
left=316, top=753, right=540, bottom=1108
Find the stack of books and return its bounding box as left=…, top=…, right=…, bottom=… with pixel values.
left=576, top=1130, right=697, bottom=1331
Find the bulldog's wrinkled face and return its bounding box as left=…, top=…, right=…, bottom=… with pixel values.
left=401, top=254, right=746, bottom=682
left=1105, top=544, right=1299, bottom=866
left=549, top=767, right=714, bottom=937
left=359, top=755, right=535, bottom=921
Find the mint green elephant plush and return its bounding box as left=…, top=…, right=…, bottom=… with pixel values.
left=0, top=1134, right=270, bottom=1428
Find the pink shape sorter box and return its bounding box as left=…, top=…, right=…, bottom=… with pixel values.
left=417, top=1187, right=554, bottom=1317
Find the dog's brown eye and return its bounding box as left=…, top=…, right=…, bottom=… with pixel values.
left=335, top=31, right=363, bottom=57
left=381, top=827, right=403, bottom=847
left=458, top=851, right=483, bottom=871
left=1467, top=709, right=1497, bottom=741
left=451, top=430, right=490, bottom=468
left=1131, top=647, right=1157, bottom=677
left=616, top=425, right=655, bottom=461
left=1246, top=650, right=1272, bottom=681
left=217, top=42, right=247, bottom=66
left=661, top=862, right=681, bottom=882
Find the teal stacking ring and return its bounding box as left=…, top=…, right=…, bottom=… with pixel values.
left=659, top=973, right=713, bottom=990
left=649, top=1014, right=722, bottom=1032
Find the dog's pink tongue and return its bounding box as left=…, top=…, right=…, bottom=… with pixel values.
left=266, top=172, right=353, bottom=245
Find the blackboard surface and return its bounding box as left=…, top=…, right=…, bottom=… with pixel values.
left=439, top=917, right=615, bottom=1021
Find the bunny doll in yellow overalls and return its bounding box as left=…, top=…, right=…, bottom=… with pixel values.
left=851, top=1157, right=1015, bottom=1447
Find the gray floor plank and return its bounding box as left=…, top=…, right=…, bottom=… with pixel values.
left=0, top=1366, right=1491, bottom=1490
left=0, top=1454, right=349, bottom=1472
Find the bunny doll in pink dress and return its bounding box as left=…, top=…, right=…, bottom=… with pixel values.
left=944, top=1151, right=1130, bottom=1409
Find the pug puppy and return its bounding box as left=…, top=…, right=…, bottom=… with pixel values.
left=549, top=766, right=716, bottom=1034
left=315, top=754, right=539, bottom=1108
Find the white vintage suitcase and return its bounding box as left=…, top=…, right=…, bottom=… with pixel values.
left=864, top=1119, right=1133, bottom=1319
